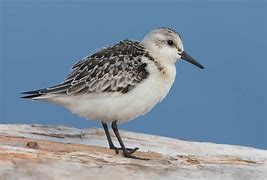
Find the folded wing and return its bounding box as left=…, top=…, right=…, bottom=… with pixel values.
left=21, top=40, right=150, bottom=99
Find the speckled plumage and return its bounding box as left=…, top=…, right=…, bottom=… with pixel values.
left=26, top=40, right=151, bottom=97
left=22, top=27, right=204, bottom=159
left=22, top=27, right=203, bottom=123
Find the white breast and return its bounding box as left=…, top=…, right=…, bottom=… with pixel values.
left=48, top=62, right=176, bottom=123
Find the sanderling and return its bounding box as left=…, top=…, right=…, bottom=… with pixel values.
left=22, top=27, right=204, bottom=159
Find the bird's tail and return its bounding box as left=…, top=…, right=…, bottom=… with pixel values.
left=21, top=80, right=72, bottom=100
left=20, top=89, right=50, bottom=99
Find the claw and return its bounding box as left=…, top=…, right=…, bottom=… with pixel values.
left=123, top=151, right=149, bottom=160
left=127, top=147, right=139, bottom=154
left=117, top=147, right=139, bottom=154
left=110, top=146, right=139, bottom=155
left=110, top=146, right=119, bottom=154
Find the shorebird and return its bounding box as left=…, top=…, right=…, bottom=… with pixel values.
left=22, top=27, right=204, bottom=159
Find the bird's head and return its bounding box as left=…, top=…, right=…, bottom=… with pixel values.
left=142, top=27, right=204, bottom=69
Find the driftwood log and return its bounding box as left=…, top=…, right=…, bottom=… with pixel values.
left=0, top=124, right=266, bottom=180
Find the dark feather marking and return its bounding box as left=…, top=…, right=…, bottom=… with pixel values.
left=21, top=40, right=152, bottom=98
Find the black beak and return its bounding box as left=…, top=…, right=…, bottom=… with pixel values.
left=180, top=51, right=204, bottom=69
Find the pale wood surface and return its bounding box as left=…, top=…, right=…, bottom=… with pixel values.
left=0, top=124, right=266, bottom=180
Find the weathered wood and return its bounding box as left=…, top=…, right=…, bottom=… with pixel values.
left=0, top=124, right=266, bottom=180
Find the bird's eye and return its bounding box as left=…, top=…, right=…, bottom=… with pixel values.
left=167, top=40, right=174, bottom=46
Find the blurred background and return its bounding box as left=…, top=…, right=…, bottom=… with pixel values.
left=1, top=0, right=266, bottom=149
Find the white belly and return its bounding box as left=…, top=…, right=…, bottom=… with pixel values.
left=49, top=65, right=176, bottom=123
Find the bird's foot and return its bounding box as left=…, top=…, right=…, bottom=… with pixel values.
left=110, top=146, right=139, bottom=155
left=120, top=147, right=139, bottom=154
left=122, top=150, right=149, bottom=160
left=109, top=145, right=119, bottom=154
left=110, top=146, right=148, bottom=160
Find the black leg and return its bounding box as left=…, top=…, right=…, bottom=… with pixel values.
left=101, top=121, right=119, bottom=154
left=111, top=121, right=140, bottom=159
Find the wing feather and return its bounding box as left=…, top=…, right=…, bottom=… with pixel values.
left=24, top=40, right=150, bottom=98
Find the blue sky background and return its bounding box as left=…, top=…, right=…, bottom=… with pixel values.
left=1, top=0, right=266, bottom=149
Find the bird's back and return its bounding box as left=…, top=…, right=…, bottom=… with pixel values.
left=21, top=40, right=151, bottom=99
